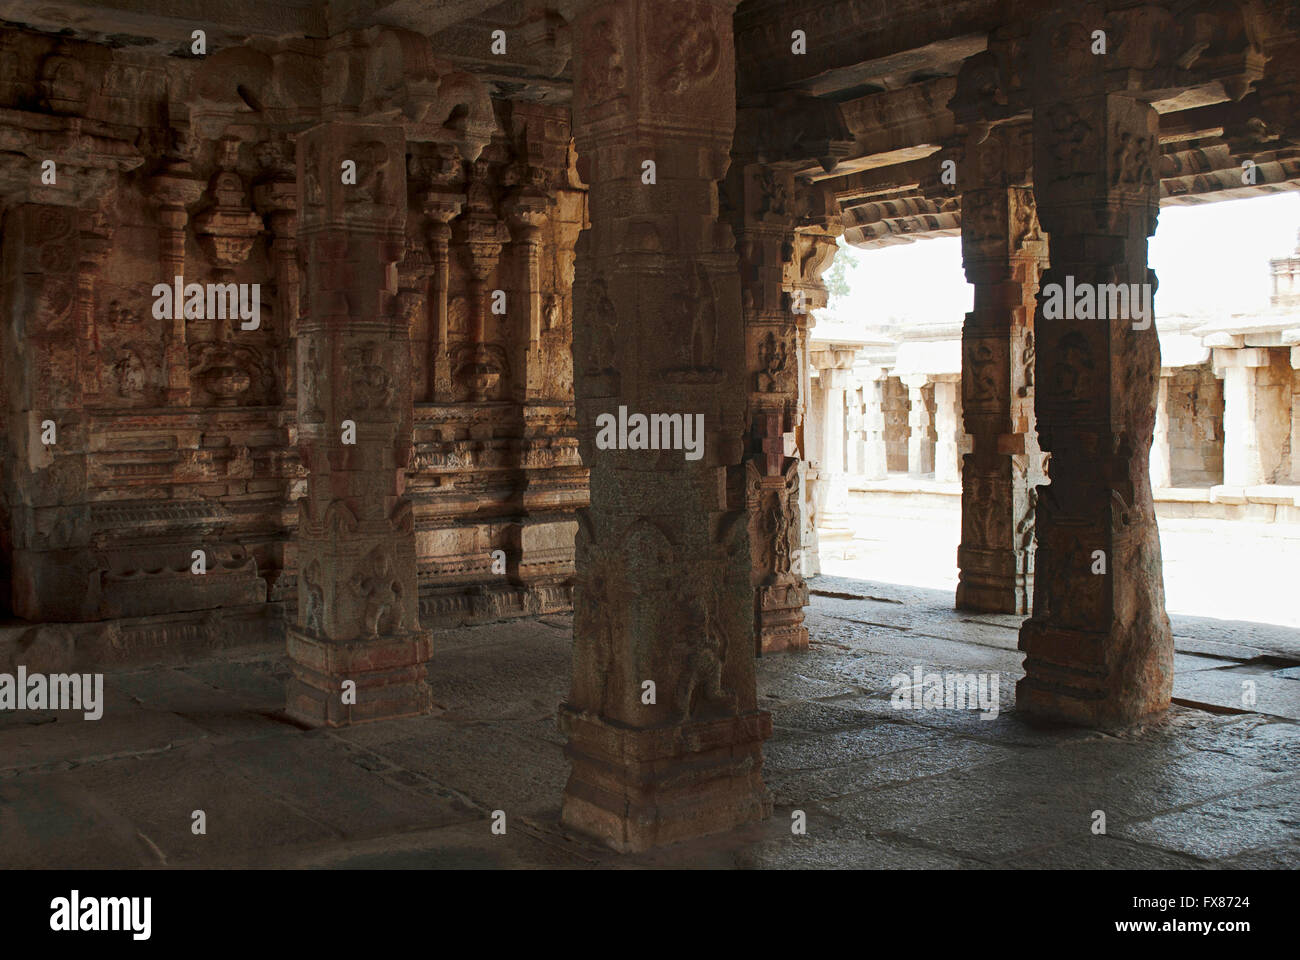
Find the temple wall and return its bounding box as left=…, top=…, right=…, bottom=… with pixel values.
left=0, top=27, right=584, bottom=663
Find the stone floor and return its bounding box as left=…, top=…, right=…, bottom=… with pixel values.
left=2, top=575, right=1298, bottom=869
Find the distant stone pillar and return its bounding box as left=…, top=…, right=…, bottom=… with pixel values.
left=903, top=375, right=935, bottom=476
left=286, top=121, right=432, bottom=727
left=824, top=377, right=846, bottom=476
left=862, top=370, right=888, bottom=480
left=1292, top=346, right=1300, bottom=481
left=952, top=122, right=1046, bottom=614
left=559, top=0, right=771, bottom=852
left=1019, top=56, right=1173, bottom=725
left=811, top=351, right=854, bottom=541
left=1214, top=347, right=1274, bottom=487
left=933, top=377, right=961, bottom=483
left=1150, top=372, right=1172, bottom=489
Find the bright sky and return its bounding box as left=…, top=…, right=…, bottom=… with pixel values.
left=822, top=191, right=1300, bottom=329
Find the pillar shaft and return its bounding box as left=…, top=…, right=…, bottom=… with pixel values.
left=933, top=378, right=961, bottom=483
left=286, top=121, right=432, bottom=727
left=903, top=375, right=934, bottom=476
left=863, top=373, right=888, bottom=480
left=1151, top=373, right=1172, bottom=489
left=1020, top=88, right=1173, bottom=726
left=560, top=0, right=770, bottom=853
left=955, top=131, right=1047, bottom=614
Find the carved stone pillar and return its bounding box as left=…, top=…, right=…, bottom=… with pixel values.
left=1293, top=347, right=1300, bottom=482
left=933, top=377, right=961, bottom=483
left=1150, top=372, right=1172, bottom=490
left=149, top=163, right=204, bottom=405
left=954, top=125, right=1047, bottom=614
left=811, top=350, right=854, bottom=547
left=903, top=374, right=935, bottom=476
left=560, top=0, right=771, bottom=852
left=287, top=122, right=432, bottom=727
left=421, top=180, right=464, bottom=402
left=862, top=369, right=888, bottom=480
left=253, top=170, right=299, bottom=404
left=1020, top=77, right=1173, bottom=725
left=1213, top=347, right=1278, bottom=488
left=506, top=187, right=551, bottom=400
left=453, top=160, right=508, bottom=403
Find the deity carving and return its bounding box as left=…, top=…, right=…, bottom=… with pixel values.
left=756, top=331, right=791, bottom=393
left=350, top=547, right=404, bottom=638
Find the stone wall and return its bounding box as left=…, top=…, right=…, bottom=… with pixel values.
left=0, top=25, right=584, bottom=664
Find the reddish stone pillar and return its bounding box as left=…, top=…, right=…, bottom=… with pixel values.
left=560, top=0, right=772, bottom=851
left=287, top=122, right=432, bottom=726
left=955, top=124, right=1047, bottom=614
left=1019, top=57, right=1173, bottom=724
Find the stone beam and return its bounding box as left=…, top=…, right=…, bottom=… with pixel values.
left=734, top=0, right=997, bottom=100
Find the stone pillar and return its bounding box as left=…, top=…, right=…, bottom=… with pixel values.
left=811, top=349, right=855, bottom=545
left=952, top=122, right=1047, bottom=615
left=903, top=375, right=935, bottom=476
left=286, top=122, right=432, bottom=727
left=505, top=185, right=551, bottom=400
left=559, top=0, right=771, bottom=852
left=1213, top=347, right=1283, bottom=488
left=845, top=384, right=864, bottom=475
left=149, top=163, right=204, bottom=405
left=253, top=174, right=299, bottom=404
left=728, top=163, right=836, bottom=655
left=420, top=177, right=464, bottom=402
left=1292, top=346, right=1300, bottom=481
left=1150, top=372, right=1172, bottom=489
left=3, top=203, right=94, bottom=620
left=862, top=369, right=888, bottom=480
left=933, top=376, right=961, bottom=483
left=824, top=376, right=846, bottom=477
left=1020, top=75, right=1173, bottom=725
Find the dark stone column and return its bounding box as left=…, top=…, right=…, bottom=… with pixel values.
left=287, top=121, right=432, bottom=727
left=956, top=123, right=1047, bottom=614
left=560, top=0, right=771, bottom=852
left=1020, top=33, right=1173, bottom=725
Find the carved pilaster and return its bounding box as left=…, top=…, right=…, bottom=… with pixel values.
left=149, top=162, right=204, bottom=405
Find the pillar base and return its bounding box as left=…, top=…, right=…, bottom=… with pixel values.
left=956, top=546, right=1032, bottom=614
left=286, top=626, right=433, bottom=728
left=558, top=704, right=773, bottom=853
left=758, top=580, right=809, bottom=654
left=1017, top=621, right=1171, bottom=728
